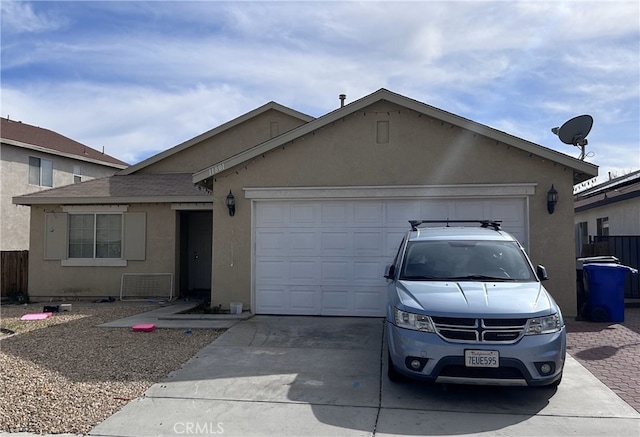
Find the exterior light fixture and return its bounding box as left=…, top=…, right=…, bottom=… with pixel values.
left=547, top=185, right=558, bottom=214
left=226, top=190, right=236, bottom=217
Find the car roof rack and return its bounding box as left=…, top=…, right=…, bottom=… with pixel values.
left=409, top=220, right=502, bottom=231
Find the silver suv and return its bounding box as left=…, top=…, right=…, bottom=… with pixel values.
left=384, top=220, right=565, bottom=387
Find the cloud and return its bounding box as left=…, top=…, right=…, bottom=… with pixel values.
left=1, top=83, right=259, bottom=165
left=0, top=1, right=67, bottom=34
left=1, top=0, right=637, bottom=183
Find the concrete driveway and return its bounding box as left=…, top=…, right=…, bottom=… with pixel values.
left=90, top=316, right=640, bottom=437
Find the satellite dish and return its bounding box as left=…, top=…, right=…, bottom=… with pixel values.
left=551, top=114, right=593, bottom=160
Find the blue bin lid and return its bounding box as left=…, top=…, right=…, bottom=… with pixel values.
left=578, top=256, right=619, bottom=263
left=583, top=263, right=638, bottom=274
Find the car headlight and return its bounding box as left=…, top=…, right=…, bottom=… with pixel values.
left=525, top=313, right=561, bottom=335
left=394, top=307, right=436, bottom=332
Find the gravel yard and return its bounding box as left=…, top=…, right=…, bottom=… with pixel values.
left=0, top=302, right=224, bottom=434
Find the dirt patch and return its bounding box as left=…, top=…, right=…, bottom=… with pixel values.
left=0, top=302, right=225, bottom=434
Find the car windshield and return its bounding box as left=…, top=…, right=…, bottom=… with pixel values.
left=400, top=240, right=536, bottom=281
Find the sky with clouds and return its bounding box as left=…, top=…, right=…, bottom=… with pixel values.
left=1, top=1, right=638, bottom=188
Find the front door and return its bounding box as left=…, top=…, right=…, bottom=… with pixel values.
left=179, top=210, right=212, bottom=299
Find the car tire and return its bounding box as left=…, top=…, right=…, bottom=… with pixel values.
left=387, top=351, right=406, bottom=382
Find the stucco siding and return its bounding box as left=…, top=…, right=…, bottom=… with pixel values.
left=137, top=110, right=309, bottom=174
left=208, top=101, right=578, bottom=316
left=575, top=199, right=640, bottom=236
left=26, top=203, right=177, bottom=299
left=1, top=143, right=121, bottom=250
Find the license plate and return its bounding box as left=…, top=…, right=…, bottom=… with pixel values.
left=465, top=350, right=499, bottom=368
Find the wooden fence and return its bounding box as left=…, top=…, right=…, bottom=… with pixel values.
left=1, top=251, right=28, bottom=300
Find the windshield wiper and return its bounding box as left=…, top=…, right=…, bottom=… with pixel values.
left=400, top=275, right=439, bottom=280
left=448, top=275, right=513, bottom=281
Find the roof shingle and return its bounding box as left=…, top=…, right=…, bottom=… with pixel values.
left=13, top=173, right=211, bottom=205
left=1, top=117, right=128, bottom=167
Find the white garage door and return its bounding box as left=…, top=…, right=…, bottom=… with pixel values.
left=254, top=198, right=526, bottom=316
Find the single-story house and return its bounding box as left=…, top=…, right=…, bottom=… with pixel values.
left=13, top=89, right=597, bottom=317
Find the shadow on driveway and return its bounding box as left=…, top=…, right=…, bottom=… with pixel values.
left=114, top=316, right=563, bottom=436
left=89, top=315, right=640, bottom=437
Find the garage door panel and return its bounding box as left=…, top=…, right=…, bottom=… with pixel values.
left=354, top=261, right=385, bottom=284
left=354, top=203, right=384, bottom=225
left=255, top=198, right=526, bottom=316
left=255, top=286, right=288, bottom=313
left=290, top=231, right=318, bottom=254
left=321, top=260, right=352, bottom=282
left=290, top=260, right=319, bottom=282
left=385, top=201, right=422, bottom=226
left=290, top=203, right=318, bottom=225
left=321, top=287, right=350, bottom=311
left=321, top=203, right=352, bottom=225
left=290, top=287, right=320, bottom=313
left=354, top=286, right=387, bottom=312
left=256, top=231, right=288, bottom=254
left=451, top=201, right=486, bottom=220
left=255, top=259, right=288, bottom=283
left=354, top=231, right=384, bottom=254
left=489, top=201, right=526, bottom=247
left=321, top=231, right=352, bottom=254
left=419, top=201, right=450, bottom=219
left=258, top=204, right=288, bottom=225
left=385, top=231, right=406, bottom=257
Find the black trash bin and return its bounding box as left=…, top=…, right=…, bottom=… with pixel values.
left=582, top=263, right=638, bottom=322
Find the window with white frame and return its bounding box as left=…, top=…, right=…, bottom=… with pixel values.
left=73, top=165, right=82, bottom=183
left=29, top=156, right=53, bottom=187
left=68, top=213, right=122, bottom=258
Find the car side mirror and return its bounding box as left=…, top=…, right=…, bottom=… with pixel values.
left=384, top=264, right=396, bottom=279
left=536, top=265, right=549, bottom=281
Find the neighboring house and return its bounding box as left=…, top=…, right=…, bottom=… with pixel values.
left=1, top=118, right=128, bottom=250
left=574, top=169, right=640, bottom=299
left=13, top=89, right=597, bottom=317
left=574, top=169, right=640, bottom=251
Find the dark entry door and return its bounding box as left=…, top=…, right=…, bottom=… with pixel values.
left=179, top=210, right=212, bottom=298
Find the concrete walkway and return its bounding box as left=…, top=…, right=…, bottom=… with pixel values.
left=98, top=302, right=252, bottom=329
left=87, top=316, right=640, bottom=437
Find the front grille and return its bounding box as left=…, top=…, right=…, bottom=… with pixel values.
left=431, top=317, right=527, bottom=343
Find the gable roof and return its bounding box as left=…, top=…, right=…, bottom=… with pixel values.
left=193, top=88, right=598, bottom=185
left=119, top=101, right=314, bottom=175
left=13, top=173, right=210, bottom=205
left=1, top=117, right=128, bottom=169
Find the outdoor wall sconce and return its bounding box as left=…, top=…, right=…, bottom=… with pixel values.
left=226, top=190, right=236, bottom=217
left=547, top=185, right=558, bottom=214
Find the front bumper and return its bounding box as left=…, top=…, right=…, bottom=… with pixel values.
left=386, top=320, right=566, bottom=386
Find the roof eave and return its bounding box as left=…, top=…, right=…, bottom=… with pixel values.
left=12, top=195, right=212, bottom=206
left=2, top=138, right=128, bottom=169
